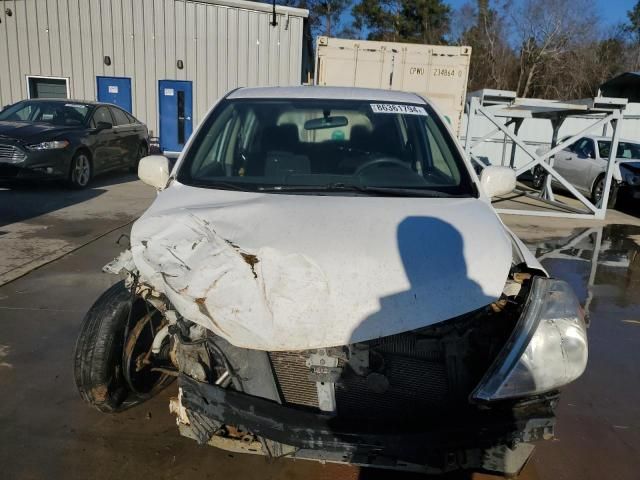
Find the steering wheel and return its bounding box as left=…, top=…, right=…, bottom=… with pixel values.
left=354, top=157, right=414, bottom=177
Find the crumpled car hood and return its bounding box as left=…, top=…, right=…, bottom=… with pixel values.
left=130, top=183, right=513, bottom=351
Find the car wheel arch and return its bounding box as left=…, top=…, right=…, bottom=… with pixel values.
left=74, top=147, right=93, bottom=170
left=590, top=173, right=620, bottom=208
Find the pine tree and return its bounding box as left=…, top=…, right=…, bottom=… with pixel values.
left=352, top=0, right=451, bottom=44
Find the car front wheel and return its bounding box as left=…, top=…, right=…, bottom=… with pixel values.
left=68, top=151, right=92, bottom=188
left=531, top=165, right=547, bottom=190
left=591, top=175, right=619, bottom=209
left=73, top=281, right=173, bottom=413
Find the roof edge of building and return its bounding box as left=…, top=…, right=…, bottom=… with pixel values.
left=199, top=0, right=309, bottom=18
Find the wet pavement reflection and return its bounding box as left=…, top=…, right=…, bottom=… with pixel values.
left=519, top=225, right=640, bottom=480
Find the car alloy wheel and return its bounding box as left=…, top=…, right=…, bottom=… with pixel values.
left=532, top=166, right=547, bottom=190
left=592, top=177, right=604, bottom=203
left=591, top=176, right=619, bottom=209
left=71, top=153, right=91, bottom=188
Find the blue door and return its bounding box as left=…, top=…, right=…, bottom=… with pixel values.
left=96, top=76, right=132, bottom=112
left=159, top=80, right=193, bottom=153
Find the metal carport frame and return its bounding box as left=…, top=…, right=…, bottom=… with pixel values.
left=464, top=89, right=628, bottom=219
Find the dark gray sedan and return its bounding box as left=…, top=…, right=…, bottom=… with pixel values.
left=0, top=99, right=149, bottom=188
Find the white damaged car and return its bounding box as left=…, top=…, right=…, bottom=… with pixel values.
left=74, top=87, right=588, bottom=476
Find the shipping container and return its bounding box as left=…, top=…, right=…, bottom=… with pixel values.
left=315, top=36, right=471, bottom=135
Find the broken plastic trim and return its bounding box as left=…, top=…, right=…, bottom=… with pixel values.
left=472, top=277, right=588, bottom=401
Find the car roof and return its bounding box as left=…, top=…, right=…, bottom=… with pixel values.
left=572, top=134, right=639, bottom=144
left=228, top=86, right=428, bottom=104
left=17, top=98, right=116, bottom=108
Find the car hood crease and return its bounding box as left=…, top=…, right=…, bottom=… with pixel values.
left=129, top=184, right=513, bottom=351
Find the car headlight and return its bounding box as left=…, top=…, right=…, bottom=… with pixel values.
left=472, top=277, right=588, bottom=401
left=26, top=140, right=70, bottom=151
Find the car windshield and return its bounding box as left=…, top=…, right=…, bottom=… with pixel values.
left=0, top=101, right=91, bottom=126
left=597, top=140, right=640, bottom=160
left=177, top=99, right=475, bottom=197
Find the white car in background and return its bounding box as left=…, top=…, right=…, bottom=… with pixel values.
left=532, top=135, right=640, bottom=208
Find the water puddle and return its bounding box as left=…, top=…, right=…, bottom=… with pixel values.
left=522, top=225, right=640, bottom=323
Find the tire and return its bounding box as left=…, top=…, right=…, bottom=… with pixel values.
left=73, top=281, right=171, bottom=413
left=129, top=143, right=148, bottom=173
left=67, top=151, right=92, bottom=189
left=531, top=165, right=547, bottom=190
left=591, top=175, right=619, bottom=209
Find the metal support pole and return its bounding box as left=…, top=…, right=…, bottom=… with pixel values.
left=501, top=131, right=508, bottom=166
left=542, top=117, right=565, bottom=202
left=584, top=227, right=602, bottom=325
left=508, top=119, right=523, bottom=168
left=597, top=112, right=623, bottom=219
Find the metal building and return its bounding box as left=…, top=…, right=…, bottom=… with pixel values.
left=0, top=0, right=312, bottom=152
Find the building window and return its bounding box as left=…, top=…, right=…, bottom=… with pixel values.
left=26, top=76, right=69, bottom=99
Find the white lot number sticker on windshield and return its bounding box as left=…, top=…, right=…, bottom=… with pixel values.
left=370, top=104, right=427, bottom=115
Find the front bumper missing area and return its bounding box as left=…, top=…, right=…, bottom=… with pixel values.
left=172, top=375, right=555, bottom=476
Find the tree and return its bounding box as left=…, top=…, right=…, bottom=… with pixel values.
left=626, top=1, right=640, bottom=44
left=312, top=1, right=351, bottom=36
left=456, top=0, right=515, bottom=91
left=625, top=1, right=640, bottom=69
left=510, top=0, right=598, bottom=98
left=397, top=0, right=451, bottom=44
left=351, top=0, right=451, bottom=44
left=254, top=1, right=351, bottom=37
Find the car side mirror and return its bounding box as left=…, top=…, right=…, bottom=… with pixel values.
left=480, top=166, right=516, bottom=198
left=138, top=155, right=171, bottom=190
left=96, top=121, right=112, bottom=131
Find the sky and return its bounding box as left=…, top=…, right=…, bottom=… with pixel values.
left=335, top=0, right=638, bottom=31
left=443, top=0, right=637, bottom=27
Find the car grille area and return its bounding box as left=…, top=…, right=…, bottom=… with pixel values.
left=268, top=334, right=450, bottom=419
left=0, top=144, right=27, bottom=165
left=335, top=353, right=448, bottom=419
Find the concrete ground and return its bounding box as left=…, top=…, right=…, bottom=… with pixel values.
left=0, top=173, right=155, bottom=285
left=1, top=175, right=639, bottom=479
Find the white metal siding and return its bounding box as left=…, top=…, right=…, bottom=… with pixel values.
left=0, top=0, right=307, bottom=137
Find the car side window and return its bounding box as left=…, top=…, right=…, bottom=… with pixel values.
left=110, top=107, right=130, bottom=126
left=125, top=112, right=137, bottom=124
left=91, top=107, right=113, bottom=128
left=561, top=137, right=574, bottom=152
left=583, top=139, right=595, bottom=158
left=574, top=138, right=594, bottom=158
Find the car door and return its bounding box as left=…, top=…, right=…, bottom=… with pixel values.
left=554, top=138, right=594, bottom=194
left=89, top=106, right=117, bottom=172
left=110, top=106, right=137, bottom=166
left=551, top=137, right=575, bottom=182
left=573, top=138, right=601, bottom=192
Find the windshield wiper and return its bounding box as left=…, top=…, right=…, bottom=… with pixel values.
left=190, top=180, right=255, bottom=191
left=353, top=185, right=458, bottom=197
left=258, top=183, right=458, bottom=197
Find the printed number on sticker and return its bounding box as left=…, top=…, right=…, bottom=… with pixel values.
left=371, top=104, right=427, bottom=116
